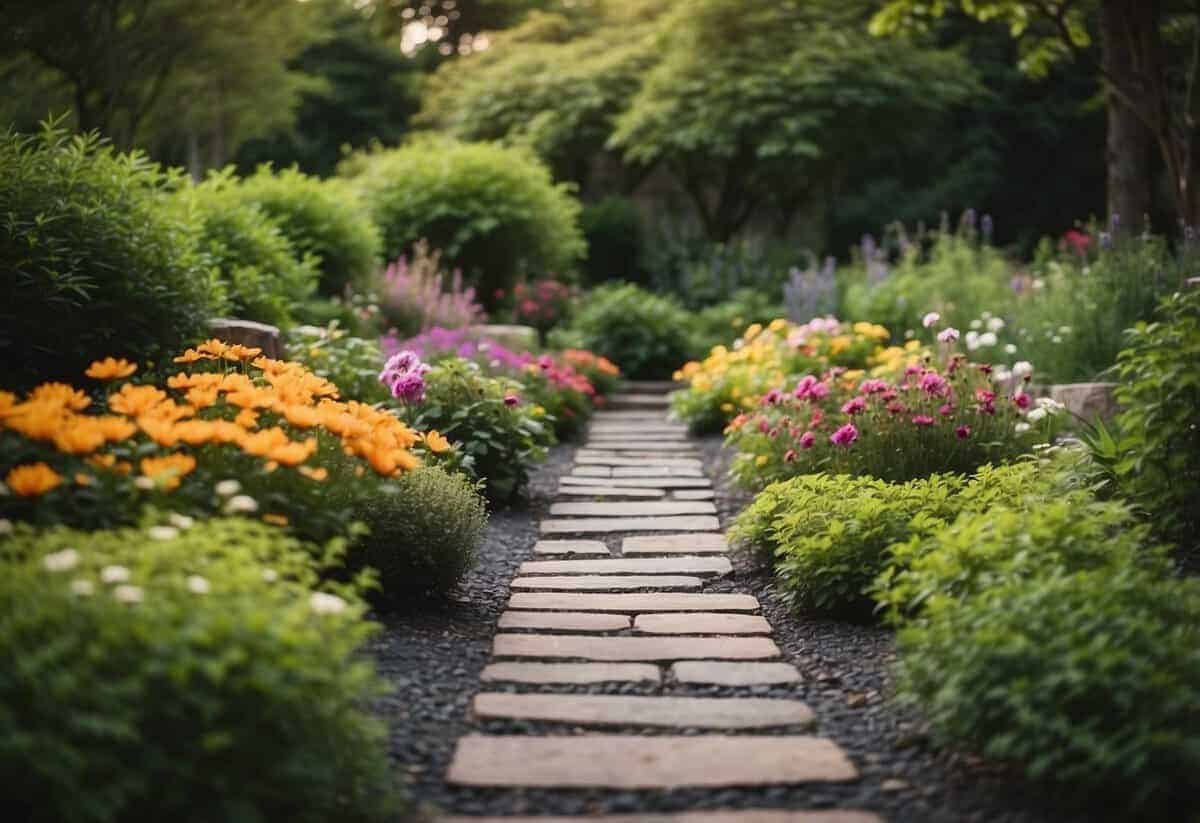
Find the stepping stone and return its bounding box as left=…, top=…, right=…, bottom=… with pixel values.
left=510, top=575, right=703, bottom=591
left=587, top=433, right=691, bottom=442
left=498, top=611, right=630, bottom=631
left=561, top=475, right=710, bottom=489
left=634, top=613, right=772, bottom=635
left=572, top=466, right=611, bottom=477
left=623, top=533, right=728, bottom=554
left=674, top=489, right=715, bottom=501
left=549, top=501, right=716, bottom=517
left=541, top=515, right=719, bottom=534
left=473, top=693, right=814, bottom=729
left=446, top=734, right=859, bottom=787
left=584, top=440, right=695, bottom=450
left=671, top=661, right=803, bottom=686
left=556, top=486, right=666, bottom=499
left=576, top=455, right=702, bottom=468
left=509, top=592, right=760, bottom=612
left=579, top=447, right=702, bottom=458
left=590, top=425, right=687, bottom=434
left=612, top=466, right=704, bottom=478
left=493, top=634, right=780, bottom=661
left=532, top=539, right=610, bottom=556
left=608, top=394, right=671, bottom=406
left=480, top=662, right=661, bottom=684
left=520, top=556, right=731, bottom=576
left=443, top=811, right=882, bottom=823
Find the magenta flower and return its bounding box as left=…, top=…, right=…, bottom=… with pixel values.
left=830, top=423, right=859, bottom=447
left=911, top=415, right=935, bottom=426
left=762, top=389, right=784, bottom=405
left=503, top=394, right=521, bottom=407
left=799, top=431, right=816, bottom=449
left=859, top=378, right=889, bottom=395
left=955, top=425, right=972, bottom=440
left=939, top=403, right=955, bottom=417
left=1012, top=391, right=1032, bottom=409
left=919, top=372, right=949, bottom=396
left=841, top=396, right=867, bottom=415
left=809, top=382, right=830, bottom=400
left=784, top=448, right=798, bottom=463
left=937, top=327, right=960, bottom=343
left=793, top=375, right=819, bottom=399
left=757, top=418, right=770, bottom=433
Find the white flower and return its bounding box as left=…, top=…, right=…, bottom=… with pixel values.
left=100, top=565, right=131, bottom=584
left=186, top=575, right=210, bottom=595
left=1058, top=325, right=1072, bottom=335
left=70, top=579, right=94, bottom=597
left=43, top=548, right=80, bottom=573
left=310, top=591, right=347, bottom=615
left=965, top=331, right=981, bottom=350
left=1011, top=361, right=1034, bottom=378
left=937, top=327, right=960, bottom=343
left=134, top=476, right=155, bottom=490
left=215, top=479, right=242, bottom=497
left=1036, top=397, right=1065, bottom=413
left=224, top=495, right=259, bottom=514
left=1014, top=422, right=1031, bottom=433
left=1032, top=278, right=1046, bottom=290
left=1027, top=407, right=1048, bottom=423
left=987, top=317, right=1005, bottom=332
left=981, top=310, right=992, bottom=320
left=922, top=312, right=941, bottom=328
left=992, top=367, right=1011, bottom=383
left=261, top=568, right=279, bottom=583
left=168, top=513, right=195, bottom=530
left=969, top=319, right=982, bottom=330
left=1051, top=335, right=1062, bottom=344
left=1004, top=344, right=1017, bottom=355
left=147, top=526, right=179, bottom=541
left=112, top=584, right=144, bottom=604
left=0, top=518, right=12, bottom=536
left=979, top=331, right=998, bottom=347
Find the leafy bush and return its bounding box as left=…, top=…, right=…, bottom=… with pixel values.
left=397, top=357, right=553, bottom=501
left=341, top=138, right=585, bottom=305
left=284, top=323, right=390, bottom=403
left=580, top=196, right=644, bottom=284
left=233, top=165, right=383, bottom=297
left=352, top=465, right=488, bottom=599
left=0, top=517, right=396, bottom=823
left=568, top=283, right=693, bottom=379
left=895, top=567, right=1200, bottom=815
left=0, top=122, right=222, bottom=388
left=175, top=170, right=320, bottom=328
left=691, top=289, right=784, bottom=356
left=377, top=240, right=486, bottom=338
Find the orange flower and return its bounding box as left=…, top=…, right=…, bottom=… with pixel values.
left=88, top=453, right=117, bottom=470
left=29, top=382, right=91, bottom=411
left=173, top=348, right=210, bottom=364
left=85, top=357, right=137, bottom=380
left=174, top=420, right=219, bottom=446
left=251, top=356, right=290, bottom=375
left=74, top=472, right=94, bottom=486
left=137, top=416, right=180, bottom=447
left=95, top=415, right=137, bottom=442
left=186, top=386, right=219, bottom=409
left=109, top=384, right=168, bottom=417
left=424, top=430, right=451, bottom=454
left=196, top=339, right=231, bottom=359
left=298, top=465, right=328, bottom=481
left=280, top=403, right=320, bottom=428
left=0, top=391, right=15, bottom=417
left=225, top=344, right=263, bottom=361
left=6, top=462, right=63, bottom=497
left=266, top=437, right=317, bottom=467
left=240, top=427, right=290, bottom=457
left=262, top=513, right=289, bottom=527
left=234, top=408, right=260, bottom=429
left=139, top=453, right=196, bottom=491
left=53, top=421, right=108, bottom=455
left=3, top=401, right=71, bottom=440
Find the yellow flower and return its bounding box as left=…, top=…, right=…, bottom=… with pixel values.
left=139, top=453, right=197, bottom=491
left=424, top=430, right=451, bottom=454
left=755, top=455, right=769, bottom=467
left=262, top=513, right=289, bottom=527
left=6, top=462, right=63, bottom=497
left=85, top=357, right=137, bottom=380
left=74, top=472, right=94, bottom=486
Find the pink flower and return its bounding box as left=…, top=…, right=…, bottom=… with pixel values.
left=975, top=389, right=996, bottom=404
left=919, top=372, right=949, bottom=396
left=911, top=415, right=935, bottom=426
left=784, top=449, right=798, bottom=463
left=793, top=375, right=819, bottom=399
left=799, top=431, right=816, bottom=449
left=767, top=428, right=779, bottom=439
left=1012, top=391, right=1031, bottom=410
left=859, top=378, right=889, bottom=395
left=887, top=401, right=907, bottom=416
left=841, top=396, right=867, bottom=415
left=830, top=423, right=859, bottom=447
left=955, top=425, right=971, bottom=440
left=881, top=389, right=898, bottom=402
left=937, top=327, right=960, bottom=343
left=904, top=364, right=923, bottom=377
left=758, top=419, right=770, bottom=433
left=922, top=312, right=941, bottom=328
left=504, top=394, right=521, bottom=407
left=808, top=382, right=829, bottom=400
left=939, top=403, right=955, bottom=417
left=762, top=389, right=783, bottom=405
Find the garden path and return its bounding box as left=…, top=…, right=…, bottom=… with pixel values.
left=441, top=386, right=882, bottom=823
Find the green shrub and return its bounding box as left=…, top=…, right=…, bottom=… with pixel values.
left=233, top=165, right=383, bottom=296
left=340, top=138, right=585, bottom=305
left=399, top=358, right=553, bottom=501
left=0, top=122, right=223, bottom=388
left=568, top=282, right=693, bottom=379
left=895, top=567, right=1200, bottom=814
left=692, top=289, right=784, bottom=355
left=0, top=517, right=397, bottom=823
left=284, top=323, right=390, bottom=403
left=352, top=465, right=487, bottom=600
left=175, top=169, right=320, bottom=327
left=580, top=196, right=644, bottom=285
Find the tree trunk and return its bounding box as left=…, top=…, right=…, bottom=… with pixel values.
left=1100, top=0, right=1152, bottom=233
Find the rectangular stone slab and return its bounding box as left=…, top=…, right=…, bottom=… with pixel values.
left=511, top=575, right=703, bottom=591
left=561, top=475, right=711, bottom=489
left=541, top=516, right=719, bottom=534
left=586, top=433, right=691, bottom=442
left=498, top=611, right=631, bottom=631
left=673, top=489, right=715, bottom=501
left=446, top=735, right=859, bottom=787
left=623, top=533, right=728, bottom=554
left=548, top=501, right=716, bottom=517
left=532, top=539, right=610, bottom=556
left=442, top=810, right=883, bottom=823
left=611, top=467, right=705, bottom=478
left=589, top=426, right=687, bottom=434
left=671, top=661, right=803, bottom=686
left=493, top=634, right=780, bottom=661
left=579, top=448, right=702, bottom=459
left=479, top=662, right=661, bottom=684
left=556, top=486, right=666, bottom=499
left=509, top=592, right=760, bottom=612
left=571, top=466, right=612, bottom=477
left=577, top=456, right=702, bottom=468
left=607, top=393, right=671, bottom=405
left=634, top=613, right=772, bottom=635
left=520, top=556, right=731, bottom=576
left=473, top=693, right=813, bottom=729
left=584, top=440, right=695, bottom=450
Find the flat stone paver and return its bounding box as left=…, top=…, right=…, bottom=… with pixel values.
left=541, top=515, right=719, bottom=534
left=556, top=486, right=666, bottom=498
left=671, top=661, right=803, bottom=686
left=612, top=466, right=705, bottom=478
left=579, top=448, right=702, bottom=459
left=473, top=693, right=814, bottom=729
left=480, top=662, right=660, bottom=684
left=442, top=811, right=882, bottom=823
left=589, top=427, right=689, bottom=436
left=673, top=489, right=715, bottom=500
left=509, top=592, right=760, bottom=612
left=623, top=533, right=728, bottom=554
left=583, top=441, right=697, bottom=451
left=498, top=611, right=631, bottom=631
left=549, top=501, right=716, bottom=517
left=608, top=394, right=671, bottom=406
left=561, top=475, right=711, bottom=489
left=572, top=466, right=612, bottom=477
left=520, top=556, right=731, bottom=576
left=587, top=433, right=691, bottom=442
left=634, top=613, right=772, bottom=635
left=511, top=575, right=704, bottom=591
left=446, top=735, right=859, bottom=787
left=493, top=634, right=781, bottom=661
left=532, top=539, right=611, bottom=556
left=577, top=456, right=703, bottom=469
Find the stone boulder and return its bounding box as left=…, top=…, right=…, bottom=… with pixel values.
left=1049, top=382, right=1120, bottom=423
left=208, top=318, right=283, bottom=359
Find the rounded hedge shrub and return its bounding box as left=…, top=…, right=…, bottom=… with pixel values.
left=568, top=282, right=693, bottom=379
left=0, top=517, right=397, bottom=823
left=175, top=170, right=321, bottom=328
left=896, top=568, right=1200, bottom=815
left=579, top=196, right=644, bottom=285
left=233, top=165, right=383, bottom=296
left=0, top=123, right=223, bottom=388
left=339, top=138, right=585, bottom=306
left=352, top=465, right=488, bottom=600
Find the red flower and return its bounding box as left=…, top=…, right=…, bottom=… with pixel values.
left=955, top=425, right=971, bottom=439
